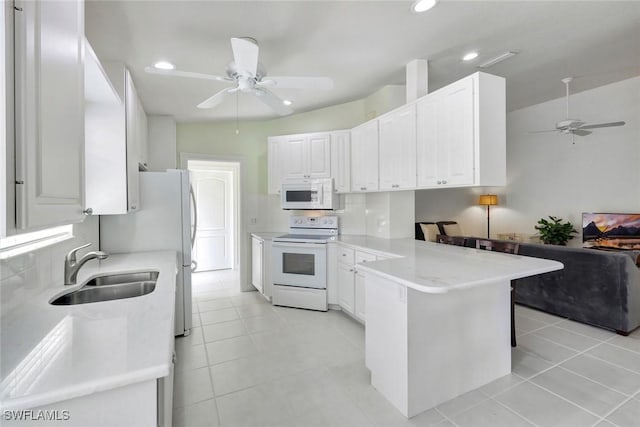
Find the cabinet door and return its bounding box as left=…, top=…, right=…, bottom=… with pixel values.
left=330, top=132, right=351, bottom=193
left=251, top=237, right=263, bottom=292
left=14, top=0, right=85, bottom=229
left=337, top=262, right=355, bottom=314
left=267, top=137, right=282, bottom=195
left=306, top=134, right=331, bottom=179
left=280, top=135, right=307, bottom=180
left=350, top=121, right=379, bottom=192
left=416, top=94, right=440, bottom=188
left=440, top=77, right=475, bottom=186
left=125, top=70, right=140, bottom=211
left=137, top=97, right=148, bottom=169
left=379, top=105, right=416, bottom=190
left=355, top=271, right=366, bottom=323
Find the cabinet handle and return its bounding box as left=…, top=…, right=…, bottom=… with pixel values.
left=83, top=208, right=93, bottom=215
left=437, top=180, right=442, bottom=184
left=342, top=253, right=346, bottom=257
left=442, top=180, right=447, bottom=184
left=349, top=269, right=354, bottom=272
left=360, top=187, right=366, bottom=191
left=130, top=205, right=137, bottom=210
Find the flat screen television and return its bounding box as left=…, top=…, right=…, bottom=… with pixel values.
left=582, top=213, right=640, bottom=250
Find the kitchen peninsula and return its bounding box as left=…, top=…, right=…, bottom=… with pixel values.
left=338, top=237, right=563, bottom=418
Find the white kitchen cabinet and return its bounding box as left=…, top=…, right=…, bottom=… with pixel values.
left=378, top=104, right=417, bottom=191
left=417, top=72, right=505, bottom=189
left=250, top=234, right=273, bottom=299
left=279, top=133, right=331, bottom=181
left=13, top=0, right=86, bottom=230
left=337, top=261, right=355, bottom=315
left=350, top=120, right=379, bottom=192
left=251, top=235, right=264, bottom=293
left=267, top=136, right=282, bottom=195
left=355, top=270, right=367, bottom=322
left=330, top=131, right=351, bottom=193
left=85, top=61, right=142, bottom=214
left=136, top=98, right=149, bottom=169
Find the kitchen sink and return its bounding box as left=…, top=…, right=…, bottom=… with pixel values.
left=50, top=271, right=159, bottom=306
left=84, top=271, right=159, bottom=287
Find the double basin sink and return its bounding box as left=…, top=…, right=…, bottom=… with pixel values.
left=50, top=271, right=159, bottom=306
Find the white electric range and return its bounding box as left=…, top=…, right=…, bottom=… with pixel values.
left=271, top=216, right=338, bottom=311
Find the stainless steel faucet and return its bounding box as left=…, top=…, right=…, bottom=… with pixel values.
left=64, top=243, right=109, bottom=286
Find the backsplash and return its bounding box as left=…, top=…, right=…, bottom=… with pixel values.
left=0, top=216, right=100, bottom=316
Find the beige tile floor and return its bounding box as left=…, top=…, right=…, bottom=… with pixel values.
left=173, top=270, right=640, bottom=427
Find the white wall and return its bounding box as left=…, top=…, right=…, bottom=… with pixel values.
left=415, top=76, right=640, bottom=246
left=147, top=115, right=177, bottom=171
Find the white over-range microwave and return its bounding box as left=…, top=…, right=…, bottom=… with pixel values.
left=281, top=178, right=338, bottom=210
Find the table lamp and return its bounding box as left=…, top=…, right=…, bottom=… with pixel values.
left=478, top=194, right=498, bottom=238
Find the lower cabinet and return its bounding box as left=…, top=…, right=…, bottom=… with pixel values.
left=251, top=234, right=272, bottom=299
left=337, top=261, right=355, bottom=315
left=336, top=245, right=391, bottom=324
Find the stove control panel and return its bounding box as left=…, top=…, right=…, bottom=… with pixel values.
left=289, top=215, right=339, bottom=229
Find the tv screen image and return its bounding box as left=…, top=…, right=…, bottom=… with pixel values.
left=582, top=213, right=640, bottom=250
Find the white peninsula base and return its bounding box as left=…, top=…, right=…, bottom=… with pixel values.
left=365, top=274, right=511, bottom=418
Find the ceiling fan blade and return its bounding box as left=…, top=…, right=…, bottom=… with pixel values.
left=529, top=129, right=558, bottom=134
left=144, top=66, right=231, bottom=83
left=259, top=76, right=334, bottom=90
left=231, top=37, right=259, bottom=76
left=572, top=129, right=592, bottom=137
left=579, top=121, right=626, bottom=130
left=253, top=88, right=293, bottom=116
left=197, top=88, right=236, bottom=109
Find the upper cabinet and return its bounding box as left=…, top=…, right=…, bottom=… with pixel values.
left=378, top=104, right=417, bottom=190
left=266, top=72, right=505, bottom=196
left=85, top=60, right=144, bottom=215
left=350, top=120, right=379, bottom=192
left=417, top=72, right=505, bottom=188
left=267, top=132, right=333, bottom=194
left=330, top=131, right=351, bottom=193
left=278, top=133, right=331, bottom=181
left=12, top=0, right=86, bottom=230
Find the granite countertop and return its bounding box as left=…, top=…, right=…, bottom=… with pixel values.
left=0, top=251, right=177, bottom=411
left=336, top=235, right=563, bottom=294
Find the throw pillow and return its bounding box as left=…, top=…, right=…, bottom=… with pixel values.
left=420, top=223, right=440, bottom=242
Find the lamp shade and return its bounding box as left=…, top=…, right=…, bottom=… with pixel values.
left=478, top=194, right=498, bottom=206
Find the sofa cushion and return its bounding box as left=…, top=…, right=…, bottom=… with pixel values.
left=420, top=223, right=440, bottom=242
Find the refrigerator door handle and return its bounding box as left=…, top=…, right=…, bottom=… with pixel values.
left=190, top=185, right=198, bottom=249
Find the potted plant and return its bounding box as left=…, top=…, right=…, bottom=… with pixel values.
left=535, top=216, right=578, bottom=245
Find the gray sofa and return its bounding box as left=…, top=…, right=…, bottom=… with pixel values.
left=415, top=225, right=640, bottom=335
left=512, top=243, right=640, bottom=335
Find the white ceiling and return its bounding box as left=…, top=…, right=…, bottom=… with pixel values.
left=85, top=0, right=640, bottom=123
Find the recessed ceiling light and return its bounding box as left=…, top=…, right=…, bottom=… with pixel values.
left=283, top=100, right=293, bottom=106
left=153, top=61, right=175, bottom=70
left=411, top=0, right=438, bottom=13
left=463, top=52, right=479, bottom=61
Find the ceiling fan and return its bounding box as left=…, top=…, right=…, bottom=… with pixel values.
left=145, top=37, right=334, bottom=116
left=531, top=77, right=625, bottom=140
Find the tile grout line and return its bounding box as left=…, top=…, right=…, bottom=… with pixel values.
left=592, top=387, right=640, bottom=426
left=489, top=396, right=542, bottom=427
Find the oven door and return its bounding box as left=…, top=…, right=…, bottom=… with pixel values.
left=272, top=242, right=327, bottom=289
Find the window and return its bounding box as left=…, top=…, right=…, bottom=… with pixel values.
left=0, top=225, right=74, bottom=259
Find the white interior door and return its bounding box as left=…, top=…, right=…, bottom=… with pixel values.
left=191, top=169, right=234, bottom=271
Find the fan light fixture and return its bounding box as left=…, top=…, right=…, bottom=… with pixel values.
left=463, top=52, right=478, bottom=61
left=477, top=51, right=518, bottom=69
left=412, top=0, right=438, bottom=13
left=283, top=100, right=293, bottom=106
left=153, top=61, right=175, bottom=70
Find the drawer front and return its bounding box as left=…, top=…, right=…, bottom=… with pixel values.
left=338, top=246, right=355, bottom=265
left=355, top=250, right=377, bottom=265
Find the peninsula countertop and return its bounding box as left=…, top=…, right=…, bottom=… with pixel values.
left=0, top=251, right=178, bottom=411
left=336, top=235, right=564, bottom=294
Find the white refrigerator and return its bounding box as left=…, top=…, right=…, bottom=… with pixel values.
left=100, top=170, right=194, bottom=336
